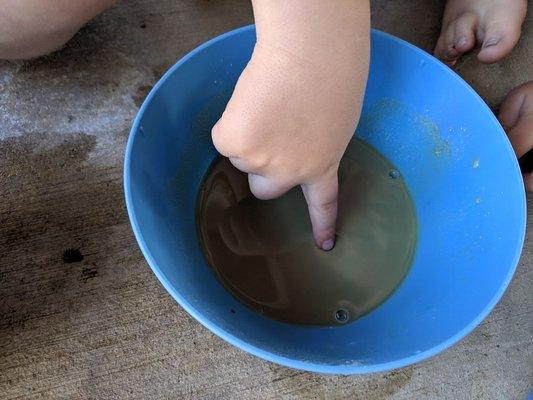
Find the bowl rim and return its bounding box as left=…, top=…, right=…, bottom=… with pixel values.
left=123, top=25, right=526, bottom=374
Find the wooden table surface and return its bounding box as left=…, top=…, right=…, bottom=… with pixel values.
left=1, top=1, right=531, bottom=398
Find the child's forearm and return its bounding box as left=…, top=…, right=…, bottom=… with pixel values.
left=252, top=0, right=370, bottom=79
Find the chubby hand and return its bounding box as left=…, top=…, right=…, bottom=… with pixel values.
left=212, top=1, right=369, bottom=250
left=498, top=81, right=533, bottom=191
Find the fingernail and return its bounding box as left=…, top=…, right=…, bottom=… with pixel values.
left=321, top=239, right=334, bottom=251
left=456, top=37, right=467, bottom=48
left=483, top=37, right=500, bottom=48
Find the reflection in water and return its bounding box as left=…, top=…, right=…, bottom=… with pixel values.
left=197, top=138, right=417, bottom=326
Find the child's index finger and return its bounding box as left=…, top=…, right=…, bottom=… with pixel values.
left=301, top=171, right=339, bottom=251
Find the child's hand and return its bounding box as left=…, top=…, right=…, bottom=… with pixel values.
left=212, top=1, right=370, bottom=250
left=498, top=81, right=533, bottom=191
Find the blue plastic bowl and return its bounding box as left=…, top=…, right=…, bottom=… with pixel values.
left=124, top=26, right=526, bottom=374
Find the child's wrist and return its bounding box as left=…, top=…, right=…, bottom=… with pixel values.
left=252, top=0, right=369, bottom=74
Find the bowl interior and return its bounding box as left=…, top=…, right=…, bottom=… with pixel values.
left=124, top=27, right=525, bottom=373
